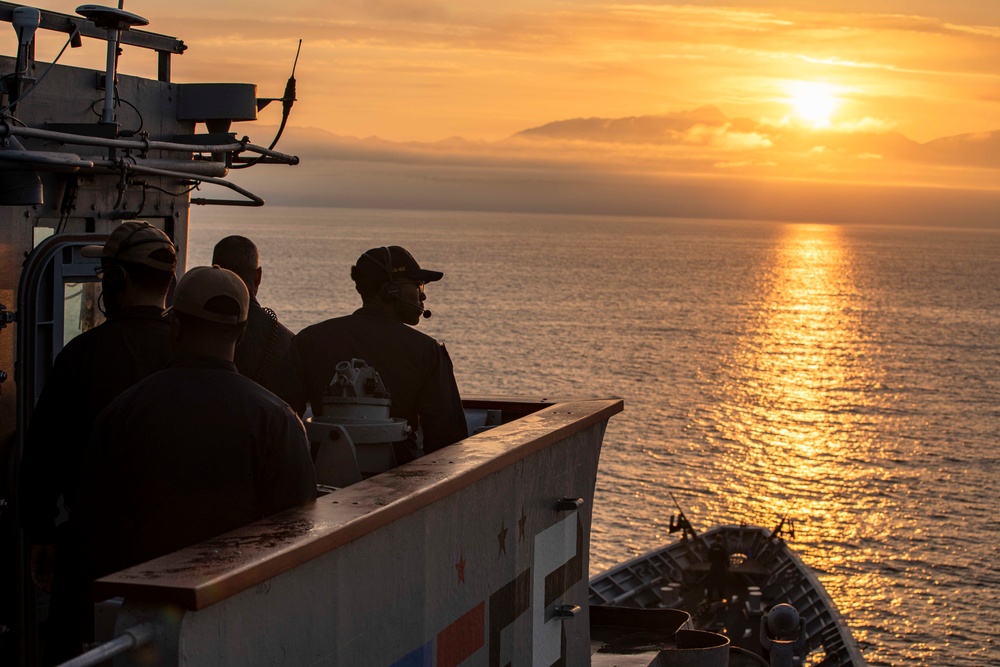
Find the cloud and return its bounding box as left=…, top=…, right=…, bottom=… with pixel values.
left=20, top=0, right=996, bottom=144
left=245, top=101, right=1000, bottom=199
left=219, top=106, right=1000, bottom=229
left=15, top=1, right=1000, bottom=172
left=506, top=107, right=1000, bottom=173
left=227, top=151, right=1000, bottom=229
left=830, top=117, right=898, bottom=133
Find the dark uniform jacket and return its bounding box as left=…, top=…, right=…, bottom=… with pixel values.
left=18, top=305, right=173, bottom=542
left=277, top=308, right=467, bottom=458
left=233, top=297, right=293, bottom=394
left=76, top=354, right=316, bottom=578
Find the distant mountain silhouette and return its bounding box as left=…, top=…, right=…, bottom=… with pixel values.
left=511, top=107, right=998, bottom=168
left=268, top=108, right=999, bottom=175
left=513, top=105, right=737, bottom=143
left=921, top=131, right=1000, bottom=168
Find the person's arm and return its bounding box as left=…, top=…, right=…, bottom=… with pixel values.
left=257, top=405, right=317, bottom=516
left=417, top=343, right=468, bottom=453
left=17, top=347, right=84, bottom=544
left=260, top=319, right=295, bottom=395
left=73, top=405, right=123, bottom=579
left=271, top=337, right=309, bottom=416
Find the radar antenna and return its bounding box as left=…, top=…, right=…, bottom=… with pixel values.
left=76, top=4, right=149, bottom=128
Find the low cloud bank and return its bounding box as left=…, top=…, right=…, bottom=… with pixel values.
left=228, top=111, right=1000, bottom=228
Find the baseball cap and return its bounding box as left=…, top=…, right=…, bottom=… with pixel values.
left=81, top=221, right=176, bottom=271
left=167, top=265, right=249, bottom=325
left=352, top=246, right=444, bottom=285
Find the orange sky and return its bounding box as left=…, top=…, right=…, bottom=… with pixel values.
left=14, top=0, right=998, bottom=141
left=8, top=1, right=1000, bottom=224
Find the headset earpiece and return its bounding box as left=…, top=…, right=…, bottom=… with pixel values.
left=102, top=263, right=129, bottom=292
left=381, top=281, right=400, bottom=300
left=102, top=222, right=150, bottom=293
left=363, top=247, right=398, bottom=301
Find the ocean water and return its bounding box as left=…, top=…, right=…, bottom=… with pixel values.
left=188, top=206, right=1000, bottom=667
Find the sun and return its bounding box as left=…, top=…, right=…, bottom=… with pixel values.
left=785, top=81, right=840, bottom=128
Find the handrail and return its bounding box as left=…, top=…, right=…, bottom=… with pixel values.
left=54, top=623, right=155, bottom=667
left=120, top=162, right=265, bottom=207
left=0, top=2, right=185, bottom=55
left=0, top=119, right=302, bottom=205
left=93, top=398, right=623, bottom=610
left=0, top=122, right=300, bottom=165
left=0, top=122, right=243, bottom=154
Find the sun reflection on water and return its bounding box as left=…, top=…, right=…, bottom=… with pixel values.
left=704, top=224, right=897, bottom=645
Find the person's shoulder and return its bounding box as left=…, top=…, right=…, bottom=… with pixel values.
left=228, top=370, right=295, bottom=408
left=98, top=365, right=174, bottom=415
left=108, top=306, right=171, bottom=325
left=58, top=325, right=100, bottom=356
left=276, top=318, right=294, bottom=340
left=295, top=315, right=351, bottom=340
left=238, top=377, right=305, bottom=431
left=401, top=323, right=445, bottom=348
left=121, top=365, right=180, bottom=394
left=246, top=300, right=269, bottom=322
left=53, top=319, right=128, bottom=363
left=96, top=310, right=172, bottom=339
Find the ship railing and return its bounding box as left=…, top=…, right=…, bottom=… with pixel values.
left=75, top=396, right=622, bottom=666
left=0, top=121, right=298, bottom=162
left=54, top=624, right=154, bottom=667
left=0, top=1, right=184, bottom=81
left=0, top=119, right=299, bottom=207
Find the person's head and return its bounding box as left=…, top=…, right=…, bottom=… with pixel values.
left=350, top=246, right=443, bottom=325
left=211, top=235, right=261, bottom=297
left=166, top=265, right=250, bottom=359
left=82, top=221, right=177, bottom=312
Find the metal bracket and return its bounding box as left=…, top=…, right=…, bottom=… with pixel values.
left=555, top=497, right=584, bottom=511
left=0, top=303, right=15, bottom=330
left=553, top=604, right=581, bottom=619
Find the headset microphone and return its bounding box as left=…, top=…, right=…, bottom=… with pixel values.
left=397, top=296, right=431, bottom=319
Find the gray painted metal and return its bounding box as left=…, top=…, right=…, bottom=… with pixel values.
left=177, top=84, right=257, bottom=124
left=659, top=630, right=730, bottom=667
left=589, top=525, right=867, bottom=667
left=107, top=417, right=609, bottom=666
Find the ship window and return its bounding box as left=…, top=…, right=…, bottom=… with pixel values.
left=63, top=281, right=105, bottom=344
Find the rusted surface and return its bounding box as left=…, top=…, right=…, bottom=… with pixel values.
left=93, top=398, right=622, bottom=609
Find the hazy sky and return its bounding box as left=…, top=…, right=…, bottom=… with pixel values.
left=9, top=1, right=1000, bottom=224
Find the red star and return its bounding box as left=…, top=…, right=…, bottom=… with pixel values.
left=455, top=550, right=467, bottom=584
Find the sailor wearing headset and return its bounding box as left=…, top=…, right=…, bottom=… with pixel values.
left=19, top=221, right=177, bottom=661
left=276, top=246, right=467, bottom=466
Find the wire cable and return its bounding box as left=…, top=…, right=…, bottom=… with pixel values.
left=232, top=39, right=301, bottom=169
left=0, top=27, right=81, bottom=117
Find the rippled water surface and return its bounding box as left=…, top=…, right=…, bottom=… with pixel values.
left=189, top=207, right=999, bottom=666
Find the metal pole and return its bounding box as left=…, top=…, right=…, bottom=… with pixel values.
left=101, top=27, right=118, bottom=125
left=55, top=623, right=155, bottom=667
